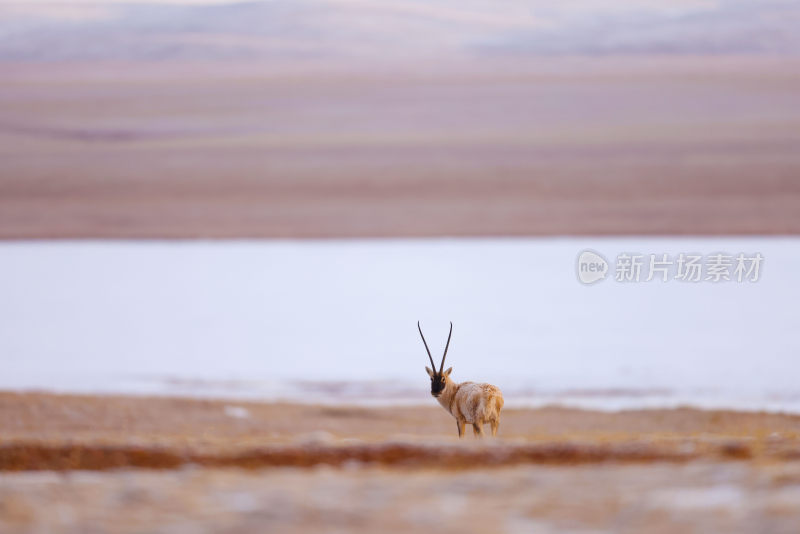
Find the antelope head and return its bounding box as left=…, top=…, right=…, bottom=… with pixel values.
left=418, top=321, right=453, bottom=398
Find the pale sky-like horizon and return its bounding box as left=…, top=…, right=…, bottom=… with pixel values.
left=0, top=0, right=723, bottom=17
left=0, top=0, right=794, bottom=61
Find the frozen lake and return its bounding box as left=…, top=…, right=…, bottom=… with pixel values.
left=1, top=238, right=798, bottom=411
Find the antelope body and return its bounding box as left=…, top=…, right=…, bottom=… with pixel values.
left=418, top=322, right=504, bottom=437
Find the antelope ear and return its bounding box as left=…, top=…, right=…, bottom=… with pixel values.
left=425, top=366, right=434, bottom=377
left=444, top=367, right=453, bottom=377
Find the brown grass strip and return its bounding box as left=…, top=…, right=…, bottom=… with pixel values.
left=0, top=441, right=714, bottom=472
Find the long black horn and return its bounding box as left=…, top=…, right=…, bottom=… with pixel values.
left=418, top=321, right=437, bottom=371
left=439, top=321, right=453, bottom=373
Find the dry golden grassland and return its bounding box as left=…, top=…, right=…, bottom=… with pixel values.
left=2, top=392, right=800, bottom=470
left=2, top=393, right=800, bottom=533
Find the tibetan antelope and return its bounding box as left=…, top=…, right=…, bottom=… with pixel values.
left=418, top=321, right=504, bottom=438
